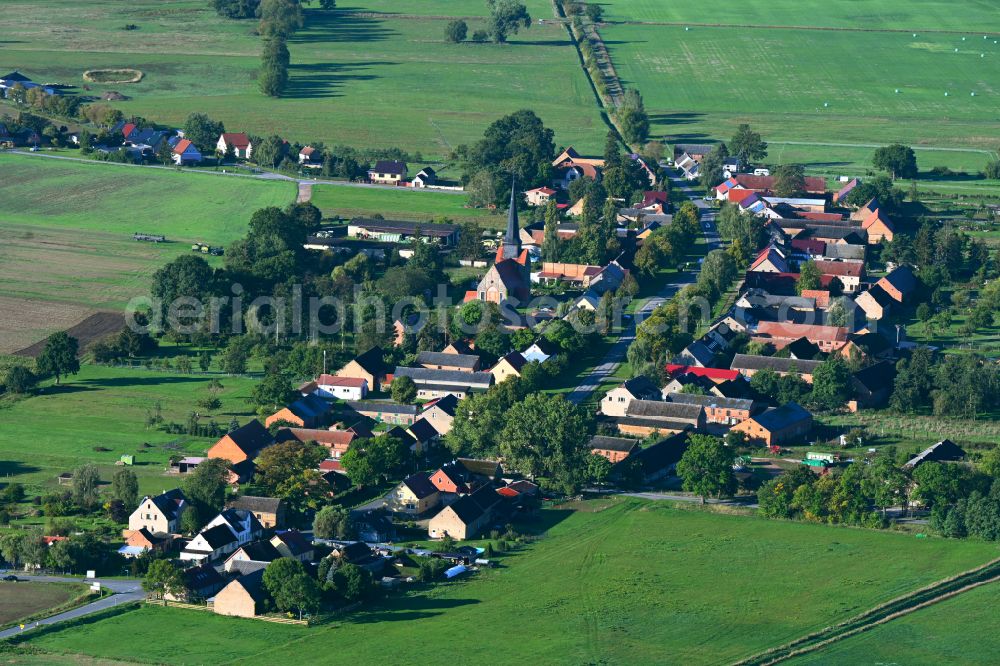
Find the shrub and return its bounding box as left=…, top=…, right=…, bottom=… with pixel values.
left=472, top=30, right=489, bottom=43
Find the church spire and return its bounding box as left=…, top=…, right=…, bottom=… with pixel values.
left=502, top=176, right=521, bottom=260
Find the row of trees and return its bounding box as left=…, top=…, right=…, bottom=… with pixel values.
left=444, top=2, right=531, bottom=44
left=890, top=348, right=1000, bottom=419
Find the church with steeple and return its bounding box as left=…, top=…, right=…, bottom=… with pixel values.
left=469, top=180, right=531, bottom=304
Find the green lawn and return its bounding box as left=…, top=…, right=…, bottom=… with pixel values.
left=310, top=183, right=500, bottom=227
left=23, top=499, right=1000, bottom=664
left=0, top=0, right=604, bottom=159
left=789, top=582, right=1000, bottom=665
left=600, top=4, right=1000, bottom=168
left=0, top=362, right=259, bottom=497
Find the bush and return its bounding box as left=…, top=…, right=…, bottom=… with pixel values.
left=444, top=19, right=468, bottom=43
left=471, top=30, right=489, bottom=43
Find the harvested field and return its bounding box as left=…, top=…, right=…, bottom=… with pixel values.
left=0, top=296, right=95, bottom=355
left=15, top=312, right=125, bottom=358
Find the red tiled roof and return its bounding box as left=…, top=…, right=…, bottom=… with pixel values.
left=814, top=260, right=863, bottom=278
left=791, top=238, right=826, bottom=255
left=527, top=186, right=556, bottom=195
left=665, top=364, right=740, bottom=381
left=736, top=174, right=826, bottom=194
left=172, top=138, right=194, bottom=155
left=319, top=459, right=344, bottom=472
left=796, top=212, right=844, bottom=222
left=800, top=289, right=831, bottom=308
left=122, top=123, right=136, bottom=138
left=316, top=374, right=367, bottom=387
left=220, top=132, right=250, bottom=149
left=756, top=321, right=848, bottom=343
left=727, top=188, right=756, bottom=205
left=497, top=486, right=520, bottom=498
left=282, top=428, right=355, bottom=449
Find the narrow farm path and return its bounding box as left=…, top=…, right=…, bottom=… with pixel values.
left=732, top=558, right=1000, bottom=665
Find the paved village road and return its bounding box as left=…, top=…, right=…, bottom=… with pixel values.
left=566, top=175, right=721, bottom=405
left=0, top=573, right=143, bottom=641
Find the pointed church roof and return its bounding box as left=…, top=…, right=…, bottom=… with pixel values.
left=501, top=178, right=522, bottom=261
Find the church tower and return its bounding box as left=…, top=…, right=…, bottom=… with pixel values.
left=501, top=178, right=521, bottom=261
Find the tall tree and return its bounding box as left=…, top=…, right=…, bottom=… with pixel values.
left=112, top=467, right=139, bottom=509
left=796, top=260, right=822, bottom=294
left=36, top=332, right=80, bottom=385
left=617, top=88, right=650, bottom=145
left=873, top=144, right=918, bottom=180
left=72, top=463, right=101, bottom=510
left=729, top=123, right=767, bottom=165
left=487, top=0, right=531, bottom=43
left=676, top=434, right=736, bottom=503
left=773, top=164, right=806, bottom=197
left=183, top=113, right=225, bottom=154
left=541, top=199, right=561, bottom=261
left=183, top=458, right=230, bottom=525
left=263, top=557, right=321, bottom=619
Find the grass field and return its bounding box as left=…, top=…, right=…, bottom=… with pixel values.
left=0, top=153, right=294, bottom=350
left=0, top=582, right=90, bottom=628
left=0, top=362, right=259, bottom=497
left=0, top=0, right=605, bottom=159
left=22, top=499, right=1000, bottom=664
left=599, top=0, right=1000, bottom=175
left=310, top=183, right=500, bottom=226
left=789, top=582, right=1000, bottom=665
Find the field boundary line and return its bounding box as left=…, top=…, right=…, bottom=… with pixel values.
left=732, top=556, right=1000, bottom=666
left=608, top=19, right=1000, bottom=37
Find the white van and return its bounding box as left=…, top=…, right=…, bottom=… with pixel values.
left=753, top=168, right=770, bottom=176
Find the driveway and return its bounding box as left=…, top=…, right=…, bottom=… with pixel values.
left=0, top=573, right=143, bottom=641
left=565, top=174, right=722, bottom=405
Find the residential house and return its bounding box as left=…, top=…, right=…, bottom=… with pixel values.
left=491, top=351, right=527, bottom=383
left=854, top=285, right=894, bottom=321
left=298, top=145, right=320, bottom=167
left=277, top=427, right=356, bottom=459
left=877, top=265, right=918, bottom=303
left=265, top=394, right=331, bottom=429
left=310, top=374, right=369, bottom=400
left=168, top=563, right=225, bottom=602
left=118, top=528, right=168, bottom=559
left=521, top=338, right=559, bottom=364
left=833, top=178, right=860, bottom=203
left=227, top=496, right=286, bottom=529
left=861, top=208, right=895, bottom=244
left=337, top=346, right=390, bottom=391
left=664, top=365, right=740, bottom=385
left=525, top=186, right=556, bottom=206
left=412, top=167, right=437, bottom=188
left=749, top=246, right=790, bottom=273
left=128, top=489, right=187, bottom=536
left=216, top=132, right=252, bottom=159
left=207, top=420, right=273, bottom=465
left=666, top=393, right=757, bottom=426
left=270, top=530, right=314, bottom=562
left=675, top=152, right=700, bottom=180
left=601, top=376, right=662, bottom=417
left=421, top=394, right=459, bottom=436
left=430, top=458, right=502, bottom=495
left=181, top=509, right=264, bottom=562
left=392, top=366, right=493, bottom=400
left=784, top=336, right=822, bottom=360
left=347, top=400, right=419, bottom=426
left=347, top=219, right=458, bottom=246
left=753, top=322, right=850, bottom=353
left=676, top=340, right=716, bottom=368
left=730, top=354, right=823, bottom=383
left=368, top=160, right=407, bottom=185
left=615, top=399, right=705, bottom=437
left=903, top=440, right=966, bottom=469
left=213, top=569, right=268, bottom=618
left=730, top=402, right=813, bottom=446
left=417, top=351, right=481, bottom=372
left=223, top=541, right=281, bottom=573
left=388, top=472, right=441, bottom=515
left=405, top=418, right=440, bottom=453
left=839, top=332, right=895, bottom=364
left=428, top=485, right=501, bottom=540
left=442, top=339, right=476, bottom=355
left=169, top=138, right=202, bottom=165
left=588, top=435, right=639, bottom=463
left=814, top=259, right=865, bottom=293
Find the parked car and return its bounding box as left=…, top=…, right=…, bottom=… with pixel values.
left=2, top=574, right=19, bottom=581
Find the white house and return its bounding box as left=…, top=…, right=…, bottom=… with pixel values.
left=216, top=132, right=252, bottom=159
left=180, top=509, right=264, bottom=563
left=521, top=338, right=559, bottom=364
left=170, top=138, right=202, bottom=165
left=412, top=167, right=437, bottom=188
left=307, top=374, right=369, bottom=401
left=298, top=145, right=321, bottom=167
left=128, top=489, right=187, bottom=536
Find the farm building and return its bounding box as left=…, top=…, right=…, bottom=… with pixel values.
left=347, top=218, right=459, bottom=245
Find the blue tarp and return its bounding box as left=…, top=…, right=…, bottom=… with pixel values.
left=444, top=564, right=467, bottom=579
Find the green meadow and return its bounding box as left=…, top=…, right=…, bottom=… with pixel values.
left=601, top=0, right=1000, bottom=31
left=310, top=183, right=499, bottom=226
left=0, top=362, right=259, bottom=497
left=0, top=0, right=604, bottom=159
left=789, top=582, right=1000, bottom=665
left=21, top=499, right=1000, bottom=664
